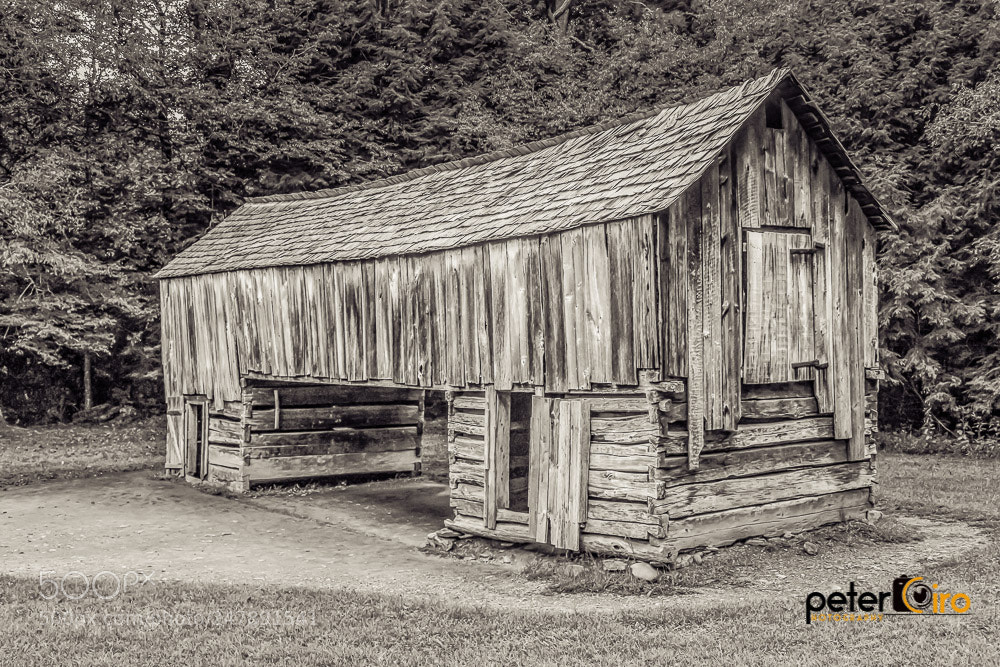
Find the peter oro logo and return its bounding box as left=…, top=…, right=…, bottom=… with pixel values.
left=805, top=575, right=971, bottom=624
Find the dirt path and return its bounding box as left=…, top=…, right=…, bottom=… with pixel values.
left=0, top=472, right=988, bottom=613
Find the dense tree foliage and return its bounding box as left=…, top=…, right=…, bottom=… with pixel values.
left=1, top=0, right=998, bottom=435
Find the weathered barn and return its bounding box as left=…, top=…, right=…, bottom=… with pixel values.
left=156, top=69, right=891, bottom=561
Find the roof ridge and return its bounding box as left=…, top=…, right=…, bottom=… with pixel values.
left=247, top=68, right=789, bottom=206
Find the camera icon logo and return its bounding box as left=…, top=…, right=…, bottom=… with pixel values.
left=892, top=575, right=934, bottom=613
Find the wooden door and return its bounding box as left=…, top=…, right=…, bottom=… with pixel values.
left=526, top=396, right=589, bottom=551
left=743, top=231, right=818, bottom=384
left=484, top=390, right=590, bottom=550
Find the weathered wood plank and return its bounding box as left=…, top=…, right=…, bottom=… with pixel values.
left=524, top=238, right=545, bottom=385
left=564, top=227, right=590, bottom=389
left=586, top=499, right=659, bottom=529
left=248, top=426, right=420, bottom=457
left=742, top=381, right=815, bottom=400
left=451, top=482, right=484, bottom=502
left=685, top=187, right=706, bottom=469
left=830, top=174, right=852, bottom=440
left=208, top=444, right=242, bottom=469
left=474, top=245, right=493, bottom=385
left=449, top=459, right=485, bottom=486
left=706, top=417, right=835, bottom=451
left=607, top=220, right=637, bottom=385
left=248, top=404, right=420, bottom=431
left=247, top=384, right=422, bottom=407
left=862, top=220, right=878, bottom=368
left=584, top=517, right=664, bottom=540
left=662, top=204, right=688, bottom=376
left=528, top=395, right=553, bottom=543
left=208, top=464, right=242, bottom=484
left=736, top=108, right=764, bottom=229
left=578, top=532, right=675, bottom=563
left=591, top=415, right=658, bottom=444
left=445, top=514, right=532, bottom=543
left=505, top=239, right=528, bottom=385
left=450, top=497, right=483, bottom=518
left=657, top=439, right=848, bottom=486
left=452, top=395, right=486, bottom=411
left=583, top=396, right=650, bottom=413
left=652, top=461, right=873, bottom=519
left=246, top=449, right=419, bottom=482
left=740, top=396, right=820, bottom=421
left=583, top=224, right=612, bottom=386
left=450, top=435, right=485, bottom=462
left=488, top=244, right=512, bottom=391
left=701, top=159, right=725, bottom=430
left=656, top=488, right=871, bottom=551
left=588, top=469, right=662, bottom=503
left=484, top=387, right=510, bottom=530
left=590, top=440, right=658, bottom=457
left=589, top=451, right=656, bottom=474
left=720, top=147, right=741, bottom=430
left=540, top=235, right=567, bottom=392
left=633, top=215, right=659, bottom=371
left=848, top=199, right=868, bottom=460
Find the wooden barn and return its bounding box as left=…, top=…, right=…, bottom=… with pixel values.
left=156, top=69, right=892, bottom=561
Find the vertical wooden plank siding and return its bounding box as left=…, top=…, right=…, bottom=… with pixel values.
left=552, top=399, right=588, bottom=551
left=474, top=245, right=493, bottom=385
left=790, top=109, right=813, bottom=229
left=812, top=151, right=834, bottom=412
left=685, top=189, right=707, bottom=469
left=162, top=215, right=662, bottom=405
left=736, top=110, right=765, bottom=229
left=720, top=148, right=742, bottom=429
left=662, top=204, right=688, bottom=377
left=374, top=258, right=394, bottom=380
left=789, top=239, right=816, bottom=381
left=528, top=395, right=554, bottom=543
left=445, top=252, right=465, bottom=386
left=583, top=225, right=613, bottom=385
left=540, top=236, right=567, bottom=392
left=847, top=199, right=869, bottom=460
left=525, top=239, right=545, bottom=386
left=743, top=231, right=815, bottom=383
left=489, top=244, right=513, bottom=391
left=563, top=227, right=590, bottom=388
left=505, top=239, right=528, bottom=385
left=830, top=178, right=853, bottom=441
left=633, top=215, right=660, bottom=370
left=862, top=222, right=879, bottom=368
left=701, top=159, right=725, bottom=428
left=607, top=220, right=636, bottom=385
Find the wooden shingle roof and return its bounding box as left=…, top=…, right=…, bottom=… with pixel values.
left=157, top=69, right=893, bottom=279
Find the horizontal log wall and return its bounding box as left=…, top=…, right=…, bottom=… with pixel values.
left=239, top=383, right=422, bottom=485
left=652, top=393, right=873, bottom=553
left=446, top=383, right=687, bottom=562
left=446, top=386, right=874, bottom=561
left=160, top=214, right=668, bottom=413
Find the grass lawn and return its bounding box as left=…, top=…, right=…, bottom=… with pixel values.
left=1, top=449, right=997, bottom=665
left=0, top=419, right=164, bottom=487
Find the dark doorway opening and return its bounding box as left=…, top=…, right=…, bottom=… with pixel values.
left=184, top=400, right=207, bottom=479
left=507, top=392, right=533, bottom=513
